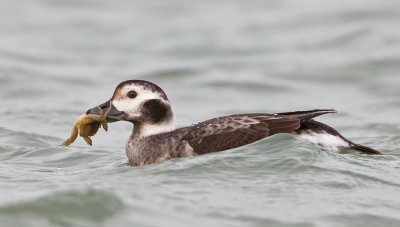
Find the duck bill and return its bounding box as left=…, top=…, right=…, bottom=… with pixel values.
left=86, top=100, right=125, bottom=122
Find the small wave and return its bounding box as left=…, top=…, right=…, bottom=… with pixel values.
left=0, top=189, right=123, bottom=226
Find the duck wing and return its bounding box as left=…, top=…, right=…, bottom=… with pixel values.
left=182, top=109, right=336, bottom=155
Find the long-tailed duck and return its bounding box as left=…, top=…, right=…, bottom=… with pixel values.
left=86, top=80, right=380, bottom=166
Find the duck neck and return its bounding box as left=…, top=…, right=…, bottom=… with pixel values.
left=131, top=118, right=175, bottom=138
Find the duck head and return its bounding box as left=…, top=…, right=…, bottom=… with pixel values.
left=86, top=80, right=174, bottom=137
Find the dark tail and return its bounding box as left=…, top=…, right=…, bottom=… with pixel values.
left=295, top=118, right=381, bottom=155
left=348, top=143, right=381, bottom=155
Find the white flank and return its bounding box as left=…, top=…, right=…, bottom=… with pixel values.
left=297, top=131, right=349, bottom=151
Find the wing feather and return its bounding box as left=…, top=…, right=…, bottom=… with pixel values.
left=182, top=114, right=300, bottom=155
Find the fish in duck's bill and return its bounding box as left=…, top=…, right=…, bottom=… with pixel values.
left=83, top=80, right=381, bottom=166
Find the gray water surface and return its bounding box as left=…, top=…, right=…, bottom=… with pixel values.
left=1, top=0, right=400, bottom=226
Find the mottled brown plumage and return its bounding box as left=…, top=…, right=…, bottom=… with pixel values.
left=182, top=114, right=299, bottom=154
left=125, top=110, right=343, bottom=165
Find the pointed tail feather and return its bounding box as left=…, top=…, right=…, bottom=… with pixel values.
left=349, top=143, right=381, bottom=154
left=277, top=109, right=337, bottom=122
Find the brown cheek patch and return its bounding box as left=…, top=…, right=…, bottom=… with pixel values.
left=142, top=99, right=172, bottom=123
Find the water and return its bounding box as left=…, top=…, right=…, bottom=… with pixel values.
left=1, top=0, right=400, bottom=226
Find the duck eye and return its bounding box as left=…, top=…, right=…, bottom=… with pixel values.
left=127, top=90, right=137, bottom=99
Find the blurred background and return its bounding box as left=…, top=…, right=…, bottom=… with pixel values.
left=0, top=0, right=400, bottom=226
